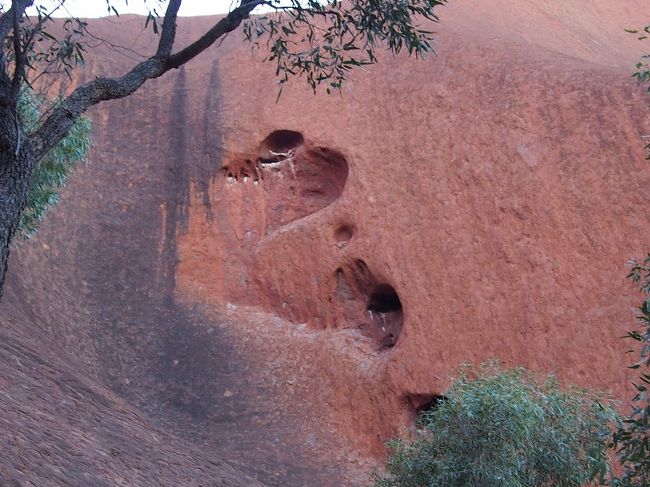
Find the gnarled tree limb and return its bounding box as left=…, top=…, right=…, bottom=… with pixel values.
left=0, top=0, right=32, bottom=99
left=27, top=0, right=264, bottom=164
left=0, top=0, right=31, bottom=45
left=156, top=0, right=182, bottom=57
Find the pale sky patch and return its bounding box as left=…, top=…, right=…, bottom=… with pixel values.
left=3, top=1, right=247, bottom=18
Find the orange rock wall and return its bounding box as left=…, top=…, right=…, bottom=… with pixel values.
left=3, top=1, right=649, bottom=481
left=173, top=0, right=650, bottom=455
left=177, top=2, right=649, bottom=376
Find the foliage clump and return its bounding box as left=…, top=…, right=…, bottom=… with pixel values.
left=375, top=365, right=616, bottom=487
left=611, top=256, right=650, bottom=486
left=16, top=90, right=91, bottom=240
left=242, top=0, right=447, bottom=95
left=609, top=26, right=650, bottom=486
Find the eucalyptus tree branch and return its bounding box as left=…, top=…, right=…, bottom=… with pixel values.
left=10, top=1, right=25, bottom=99
left=260, top=1, right=342, bottom=19
left=0, top=0, right=30, bottom=45
left=26, top=0, right=265, bottom=164
left=0, top=0, right=30, bottom=95
left=26, top=67, right=67, bottom=92
left=156, top=0, right=182, bottom=57
left=21, top=1, right=63, bottom=61
left=163, top=0, right=263, bottom=69
left=24, top=0, right=446, bottom=161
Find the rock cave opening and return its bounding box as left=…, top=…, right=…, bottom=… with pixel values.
left=333, top=261, right=405, bottom=349
left=407, top=394, right=448, bottom=423
left=366, top=283, right=403, bottom=348
left=367, top=284, right=402, bottom=314
left=259, top=129, right=305, bottom=154
left=417, top=395, right=448, bottom=415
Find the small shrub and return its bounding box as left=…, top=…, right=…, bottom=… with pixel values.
left=375, top=365, right=617, bottom=487
left=16, top=90, right=92, bottom=240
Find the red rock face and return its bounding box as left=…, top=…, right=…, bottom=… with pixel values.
left=175, top=0, right=650, bottom=465
left=1, top=1, right=650, bottom=485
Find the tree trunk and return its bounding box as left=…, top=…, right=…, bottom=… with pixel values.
left=0, top=149, right=33, bottom=298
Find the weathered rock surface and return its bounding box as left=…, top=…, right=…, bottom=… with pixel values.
left=0, top=305, right=264, bottom=486
left=1, top=1, right=649, bottom=485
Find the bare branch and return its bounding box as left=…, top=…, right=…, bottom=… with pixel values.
left=26, top=0, right=265, bottom=163
left=156, top=0, right=182, bottom=57
left=26, top=57, right=159, bottom=162
left=164, top=0, right=263, bottom=69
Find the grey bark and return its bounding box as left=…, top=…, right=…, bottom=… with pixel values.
left=0, top=149, right=32, bottom=295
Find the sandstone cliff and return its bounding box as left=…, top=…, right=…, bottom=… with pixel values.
left=1, top=1, right=649, bottom=485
